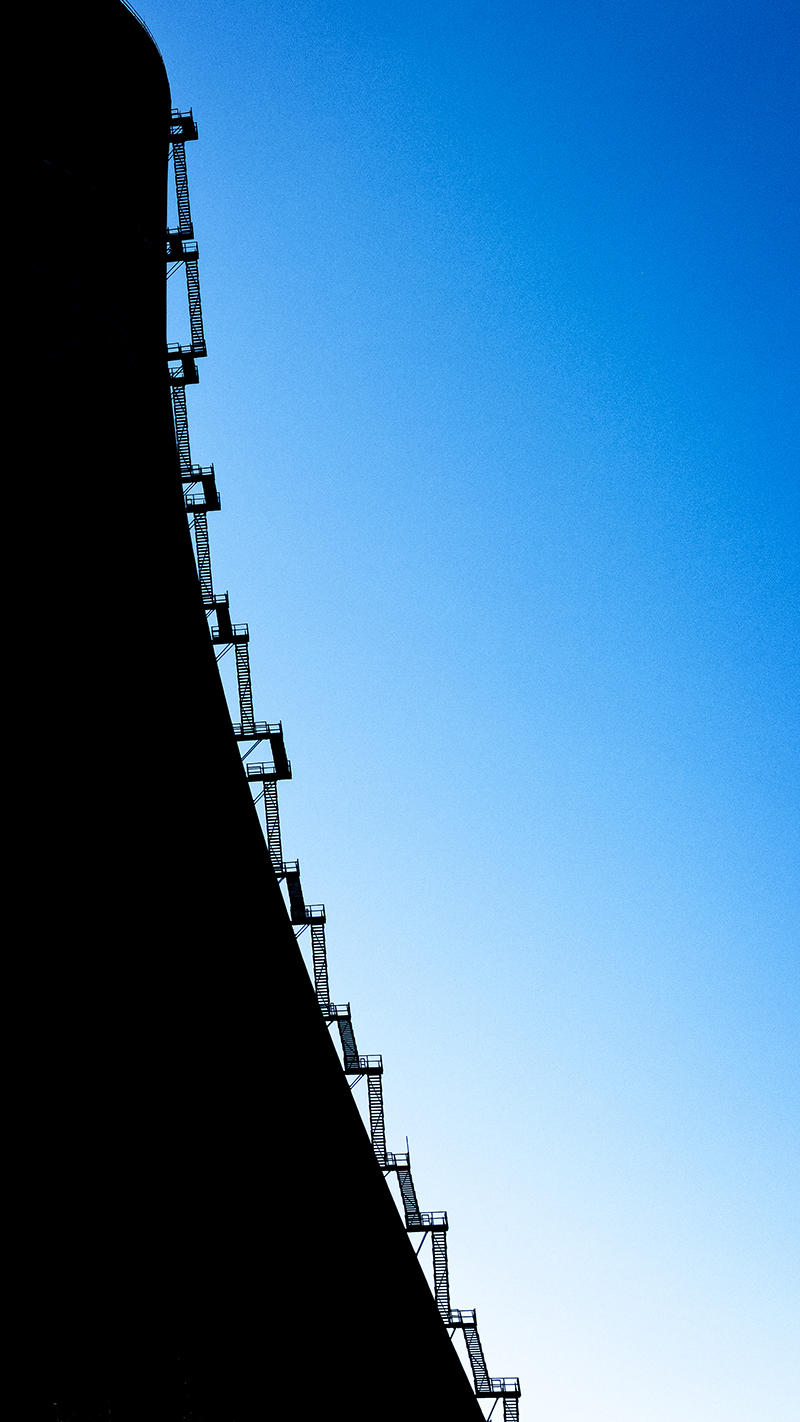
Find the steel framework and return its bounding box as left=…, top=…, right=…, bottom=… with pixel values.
left=167, top=107, right=520, bottom=1420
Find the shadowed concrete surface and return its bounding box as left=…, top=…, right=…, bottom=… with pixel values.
left=16, top=4, right=484, bottom=1416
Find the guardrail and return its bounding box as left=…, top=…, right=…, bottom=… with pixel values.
left=120, top=1, right=160, bottom=51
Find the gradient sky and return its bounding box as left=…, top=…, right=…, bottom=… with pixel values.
left=143, top=2, right=797, bottom=1416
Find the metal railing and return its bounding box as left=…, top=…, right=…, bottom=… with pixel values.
left=385, top=1152, right=411, bottom=1170
left=405, top=1209, right=449, bottom=1231
left=245, top=761, right=286, bottom=780
left=344, top=1054, right=383, bottom=1073
left=484, top=1379, right=522, bottom=1397
left=211, top=622, right=249, bottom=641
left=120, top=1, right=160, bottom=52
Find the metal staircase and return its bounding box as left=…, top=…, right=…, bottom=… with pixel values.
left=385, top=1151, right=423, bottom=1230
left=183, top=466, right=220, bottom=609
left=450, top=1312, right=521, bottom=1420
left=169, top=109, right=197, bottom=238
left=166, top=102, right=520, bottom=1420
left=310, top=918, right=330, bottom=1013
left=183, top=463, right=220, bottom=513
left=245, top=759, right=291, bottom=874
left=167, top=112, right=205, bottom=385
left=171, top=383, right=192, bottom=477
left=192, top=507, right=213, bottom=604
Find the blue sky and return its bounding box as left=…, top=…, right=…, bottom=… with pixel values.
left=144, top=1, right=797, bottom=1415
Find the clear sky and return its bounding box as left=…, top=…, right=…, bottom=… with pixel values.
left=142, top=2, right=797, bottom=1416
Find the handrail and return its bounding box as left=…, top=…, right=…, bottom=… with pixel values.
left=211, top=622, right=249, bottom=640
left=486, top=1379, right=521, bottom=1396
left=166, top=237, right=200, bottom=257
left=405, top=1208, right=448, bottom=1229
left=167, top=340, right=207, bottom=356
left=119, top=1, right=161, bottom=54
left=385, top=1152, right=411, bottom=1169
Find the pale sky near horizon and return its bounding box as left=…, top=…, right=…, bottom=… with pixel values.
left=145, top=2, right=797, bottom=1417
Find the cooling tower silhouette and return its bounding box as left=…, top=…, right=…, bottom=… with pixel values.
left=18, top=5, right=518, bottom=1416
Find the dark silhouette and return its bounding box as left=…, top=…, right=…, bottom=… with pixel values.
left=12, top=3, right=513, bottom=1416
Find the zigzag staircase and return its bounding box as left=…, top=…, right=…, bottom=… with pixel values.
left=167, top=106, right=521, bottom=1420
